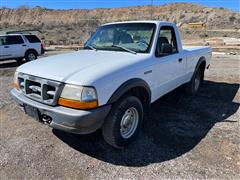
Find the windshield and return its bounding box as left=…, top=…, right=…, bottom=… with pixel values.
left=84, top=23, right=156, bottom=53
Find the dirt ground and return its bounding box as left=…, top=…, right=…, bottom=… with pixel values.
left=0, top=51, right=239, bottom=179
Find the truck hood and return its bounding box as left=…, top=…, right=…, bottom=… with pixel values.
left=17, top=50, right=148, bottom=84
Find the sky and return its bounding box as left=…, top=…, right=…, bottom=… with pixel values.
left=1, top=0, right=240, bottom=11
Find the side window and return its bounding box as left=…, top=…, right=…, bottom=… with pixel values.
left=155, top=26, right=178, bottom=57
left=0, top=36, right=7, bottom=46
left=6, top=36, right=24, bottom=45
left=24, top=35, right=41, bottom=43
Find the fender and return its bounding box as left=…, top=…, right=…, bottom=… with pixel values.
left=107, top=78, right=151, bottom=104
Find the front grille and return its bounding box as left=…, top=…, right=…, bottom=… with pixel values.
left=18, top=73, right=63, bottom=106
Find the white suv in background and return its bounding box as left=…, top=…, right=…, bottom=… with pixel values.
left=0, top=34, right=44, bottom=62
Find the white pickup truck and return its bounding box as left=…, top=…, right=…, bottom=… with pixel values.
left=11, top=21, right=211, bottom=148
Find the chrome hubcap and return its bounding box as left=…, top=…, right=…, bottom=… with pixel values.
left=28, top=53, right=36, bottom=61
left=120, top=107, right=139, bottom=139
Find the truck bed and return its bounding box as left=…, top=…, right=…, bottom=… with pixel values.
left=181, top=45, right=211, bottom=83
left=183, top=45, right=211, bottom=66
left=183, top=45, right=211, bottom=52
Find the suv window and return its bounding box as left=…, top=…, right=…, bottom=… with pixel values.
left=155, top=26, right=178, bottom=57
left=0, top=36, right=7, bottom=46
left=24, top=35, right=41, bottom=43
left=5, top=36, right=24, bottom=45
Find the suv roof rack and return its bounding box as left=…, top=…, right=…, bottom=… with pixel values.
left=6, top=29, right=42, bottom=35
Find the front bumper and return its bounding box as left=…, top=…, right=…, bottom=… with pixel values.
left=10, top=89, right=111, bottom=134
left=41, top=47, right=45, bottom=55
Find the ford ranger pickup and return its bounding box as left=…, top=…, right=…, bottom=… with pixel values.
left=11, top=21, right=211, bottom=148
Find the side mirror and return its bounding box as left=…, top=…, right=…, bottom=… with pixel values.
left=161, top=43, right=173, bottom=55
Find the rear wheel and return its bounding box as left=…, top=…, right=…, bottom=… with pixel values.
left=25, top=51, right=37, bottom=61
left=102, top=95, right=143, bottom=148
left=185, top=68, right=203, bottom=95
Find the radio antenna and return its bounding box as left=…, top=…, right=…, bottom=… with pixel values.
left=150, top=0, right=153, bottom=19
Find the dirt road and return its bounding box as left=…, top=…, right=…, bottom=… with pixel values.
left=0, top=52, right=239, bottom=179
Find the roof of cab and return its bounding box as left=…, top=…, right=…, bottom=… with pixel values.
left=102, top=20, right=174, bottom=26
left=0, top=34, right=30, bottom=36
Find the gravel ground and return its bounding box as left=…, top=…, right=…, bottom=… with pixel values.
left=0, top=52, right=239, bottom=179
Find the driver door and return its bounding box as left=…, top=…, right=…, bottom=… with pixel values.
left=151, top=26, right=185, bottom=100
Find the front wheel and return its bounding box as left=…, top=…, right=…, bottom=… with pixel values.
left=15, top=58, right=24, bottom=63
left=25, top=51, right=37, bottom=61
left=102, top=95, right=143, bottom=148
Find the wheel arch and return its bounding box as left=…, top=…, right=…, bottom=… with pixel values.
left=196, top=56, right=206, bottom=71
left=107, top=78, right=151, bottom=113
left=194, top=56, right=206, bottom=82
left=25, top=49, right=38, bottom=56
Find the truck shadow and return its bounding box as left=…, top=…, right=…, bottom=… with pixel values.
left=53, top=80, right=239, bottom=167
left=0, top=60, right=24, bottom=69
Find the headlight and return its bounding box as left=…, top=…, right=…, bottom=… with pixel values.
left=58, top=84, right=98, bottom=109
left=60, top=84, right=83, bottom=101
left=13, top=71, right=20, bottom=90
left=81, top=87, right=98, bottom=101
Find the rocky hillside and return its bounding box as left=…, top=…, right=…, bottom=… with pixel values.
left=0, top=3, right=239, bottom=45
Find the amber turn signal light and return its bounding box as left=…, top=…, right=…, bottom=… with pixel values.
left=58, top=98, right=98, bottom=110
left=13, top=83, right=20, bottom=91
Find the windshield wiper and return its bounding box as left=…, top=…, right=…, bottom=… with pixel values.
left=85, top=44, right=97, bottom=51
left=111, top=45, right=137, bottom=54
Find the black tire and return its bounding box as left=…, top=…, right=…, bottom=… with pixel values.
left=102, top=95, right=143, bottom=148
left=15, top=58, right=24, bottom=64
left=25, top=50, right=37, bottom=61
left=185, top=67, right=204, bottom=96
left=15, top=58, right=23, bottom=61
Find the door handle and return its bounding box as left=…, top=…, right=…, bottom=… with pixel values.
left=22, top=44, right=27, bottom=47
left=178, top=58, right=183, bottom=62
left=4, top=46, right=9, bottom=48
